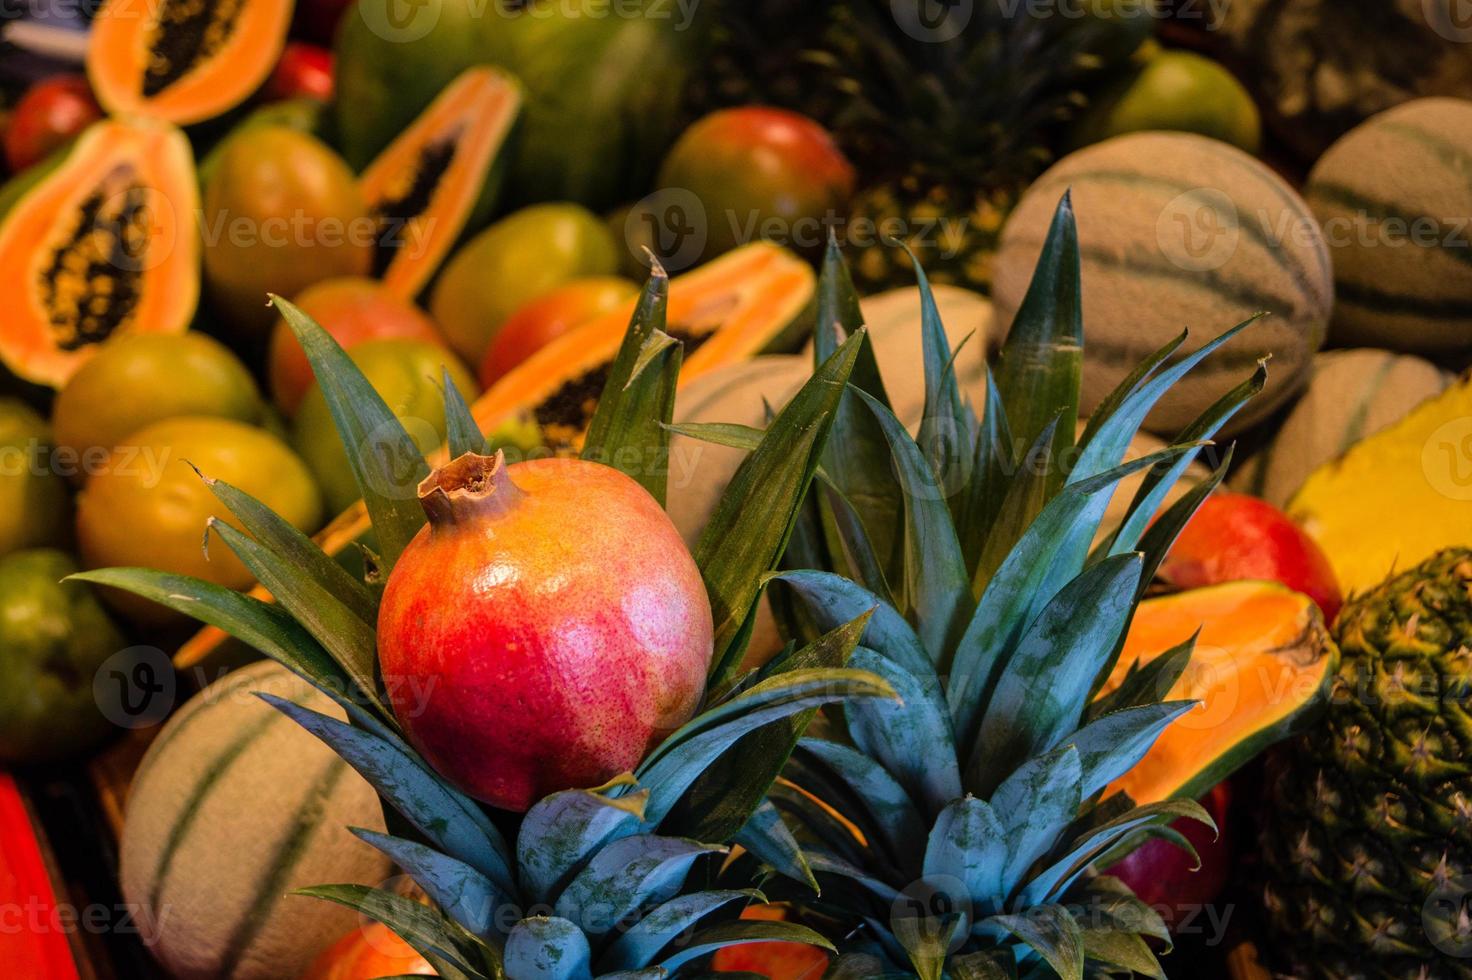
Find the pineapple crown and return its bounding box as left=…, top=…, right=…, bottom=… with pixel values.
left=704, top=192, right=1266, bottom=977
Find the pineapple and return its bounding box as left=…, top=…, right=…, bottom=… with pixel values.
left=76, top=267, right=896, bottom=977
left=1261, top=549, right=1472, bottom=979
left=740, top=193, right=1272, bottom=976
left=833, top=0, right=1156, bottom=295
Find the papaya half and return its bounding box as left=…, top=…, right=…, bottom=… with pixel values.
left=1103, top=580, right=1338, bottom=805
left=172, top=242, right=815, bottom=670
left=361, top=67, right=522, bottom=299
left=0, top=119, right=199, bottom=388
left=87, top=0, right=293, bottom=125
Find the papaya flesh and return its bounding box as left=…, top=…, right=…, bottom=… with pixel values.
left=173, top=242, right=815, bottom=670
left=360, top=67, right=522, bottom=299
left=0, top=119, right=199, bottom=388
left=87, top=0, right=293, bottom=125
left=1103, top=580, right=1338, bottom=805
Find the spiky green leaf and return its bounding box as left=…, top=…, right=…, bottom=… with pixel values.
left=657, top=920, right=835, bottom=972
left=599, top=890, right=759, bottom=972
left=296, top=884, right=483, bottom=980
left=517, top=786, right=648, bottom=906
left=734, top=802, right=817, bottom=892
left=845, top=647, right=962, bottom=817
left=553, top=835, right=723, bottom=941
left=442, top=366, right=488, bottom=458
left=504, top=917, right=592, bottom=980
left=352, top=828, right=506, bottom=938
left=923, top=796, right=1007, bottom=912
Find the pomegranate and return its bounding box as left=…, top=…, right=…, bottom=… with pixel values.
left=377, top=451, right=713, bottom=811
left=1155, top=491, right=1343, bottom=622
left=1106, top=780, right=1233, bottom=930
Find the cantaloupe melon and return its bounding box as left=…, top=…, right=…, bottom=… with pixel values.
left=993, top=132, right=1332, bottom=437
left=1305, top=97, right=1472, bottom=354
left=120, top=660, right=393, bottom=980
left=1289, top=373, right=1472, bottom=597
left=1234, top=348, right=1452, bottom=507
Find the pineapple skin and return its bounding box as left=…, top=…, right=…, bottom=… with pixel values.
left=1261, top=549, right=1472, bottom=979
left=846, top=174, right=1015, bottom=297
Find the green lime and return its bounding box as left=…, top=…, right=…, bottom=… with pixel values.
left=0, top=399, right=70, bottom=558
left=292, top=339, right=480, bottom=513
left=1072, top=50, right=1262, bottom=154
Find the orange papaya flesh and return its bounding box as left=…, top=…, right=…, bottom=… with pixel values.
left=87, top=0, right=293, bottom=125
left=1102, top=580, right=1338, bottom=805
left=474, top=242, right=815, bottom=451
left=172, top=242, right=815, bottom=670
left=0, top=119, right=199, bottom=388
left=360, top=68, right=522, bottom=299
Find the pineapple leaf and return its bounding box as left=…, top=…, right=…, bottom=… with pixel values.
left=1067, top=316, right=1259, bottom=486
left=1068, top=701, right=1200, bottom=801
left=202, top=475, right=376, bottom=622
left=948, top=448, right=1196, bottom=743
left=815, top=231, right=887, bottom=405
left=66, top=568, right=393, bottom=724
left=853, top=386, right=972, bottom=663
left=1078, top=927, right=1164, bottom=980
left=1076, top=332, right=1185, bottom=452
left=1102, top=361, right=1267, bottom=557
left=993, top=191, right=1083, bottom=500
left=1082, top=876, right=1172, bottom=949
left=203, top=518, right=380, bottom=718
left=992, top=746, right=1083, bottom=897
left=967, top=554, right=1144, bottom=797
left=986, top=904, right=1083, bottom=980
left=1093, top=823, right=1201, bottom=878
left=903, top=245, right=970, bottom=500
left=895, top=911, right=964, bottom=980
left=695, top=330, right=863, bottom=686
left=1085, top=635, right=1196, bottom=723
left=516, top=787, right=649, bottom=906
left=296, top=883, right=485, bottom=980
left=270, top=295, right=428, bottom=568
left=351, top=828, right=507, bottom=939
left=846, top=647, right=962, bottom=817
left=768, top=782, right=870, bottom=870
left=583, top=261, right=669, bottom=463
left=553, top=835, right=724, bottom=941
left=771, top=569, right=932, bottom=680
left=950, top=948, right=1018, bottom=979
left=733, top=801, right=817, bottom=892
left=586, top=329, right=682, bottom=507
left=794, top=739, right=927, bottom=876
left=817, top=482, right=898, bottom=605
left=504, top=916, right=592, bottom=980
left=970, top=415, right=1061, bottom=594
left=257, top=694, right=516, bottom=894
left=442, top=366, right=488, bottom=458
left=923, top=796, right=1007, bottom=912
left=657, top=919, right=836, bottom=972
left=598, top=889, right=759, bottom=972
left=955, top=366, right=1014, bottom=571
left=805, top=850, right=902, bottom=903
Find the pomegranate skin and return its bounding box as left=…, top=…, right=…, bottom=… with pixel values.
left=377, top=453, right=713, bottom=811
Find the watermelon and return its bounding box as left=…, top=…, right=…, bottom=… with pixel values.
left=1234, top=348, right=1451, bottom=507
left=1305, top=97, right=1472, bottom=355
left=119, top=660, right=392, bottom=980
left=992, top=132, right=1332, bottom=438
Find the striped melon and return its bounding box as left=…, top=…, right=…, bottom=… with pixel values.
left=1305, top=97, right=1472, bottom=354
left=1233, top=348, right=1452, bottom=507
left=993, top=132, right=1332, bottom=437
left=120, top=660, right=393, bottom=980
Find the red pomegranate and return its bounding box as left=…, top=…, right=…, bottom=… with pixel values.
left=1106, top=780, right=1233, bottom=929
left=1155, top=491, right=1342, bottom=623
left=376, top=451, right=713, bottom=810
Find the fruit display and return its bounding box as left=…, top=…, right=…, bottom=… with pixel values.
left=1, top=6, right=1468, bottom=977
left=119, top=660, right=394, bottom=980
left=268, top=277, right=449, bottom=415
left=1233, top=348, right=1452, bottom=507
left=993, top=132, right=1332, bottom=436
left=1261, top=549, right=1472, bottom=978
left=293, top=338, right=478, bottom=513
left=0, top=119, right=198, bottom=387
left=86, top=0, right=293, bottom=125
left=202, top=126, right=372, bottom=336
left=1305, top=97, right=1472, bottom=354
left=359, top=67, right=521, bottom=299
left=1290, top=374, right=1472, bottom=597
left=0, top=549, right=125, bottom=763
left=431, top=202, right=619, bottom=362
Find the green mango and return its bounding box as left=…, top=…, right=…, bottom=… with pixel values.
left=0, top=550, right=128, bottom=764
